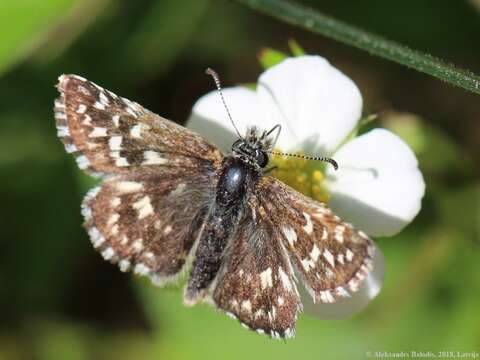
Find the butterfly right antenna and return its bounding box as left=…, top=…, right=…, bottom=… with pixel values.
left=205, top=68, right=243, bottom=139
left=267, top=150, right=339, bottom=170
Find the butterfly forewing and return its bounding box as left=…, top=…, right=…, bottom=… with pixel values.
left=55, top=74, right=222, bottom=177
left=212, top=196, right=302, bottom=339
left=257, top=176, right=375, bottom=303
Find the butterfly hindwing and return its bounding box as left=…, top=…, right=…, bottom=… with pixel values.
left=54, top=74, right=222, bottom=177
left=257, top=176, right=375, bottom=303
left=212, top=195, right=302, bottom=339
left=82, top=167, right=216, bottom=284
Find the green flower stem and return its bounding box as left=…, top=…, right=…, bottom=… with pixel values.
left=235, top=0, right=480, bottom=95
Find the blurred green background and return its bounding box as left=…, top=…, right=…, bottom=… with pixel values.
left=0, top=1, right=479, bottom=359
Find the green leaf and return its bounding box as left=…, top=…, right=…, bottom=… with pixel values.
left=0, top=0, right=77, bottom=75
left=236, top=0, right=480, bottom=96
left=257, top=47, right=287, bottom=69
left=287, top=38, right=305, bottom=56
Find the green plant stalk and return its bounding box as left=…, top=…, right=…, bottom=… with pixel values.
left=236, top=0, right=480, bottom=95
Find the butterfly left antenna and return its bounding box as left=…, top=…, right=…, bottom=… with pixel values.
left=205, top=68, right=243, bottom=139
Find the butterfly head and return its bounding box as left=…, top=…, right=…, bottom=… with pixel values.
left=231, top=126, right=273, bottom=169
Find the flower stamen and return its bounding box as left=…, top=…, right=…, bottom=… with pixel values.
left=269, top=150, right=330, bottom=203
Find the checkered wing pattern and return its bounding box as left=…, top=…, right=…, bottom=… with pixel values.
left=82, top=169, right=215, bottom=284
left=54, top=74, right=222, bottom=177
left=258, top=176, right=375, bottom=303
left=212, top=194, right=302, bottom=339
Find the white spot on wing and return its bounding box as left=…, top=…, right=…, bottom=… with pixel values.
left=76, top=155, right=90, bottom=169
left=281, top=226, right=297, bottom=246
left=101, top=247, right=115, bottom=260
left=57, top=125, right=69, bottom=137
left=241, top=300, right=252, bottom=313
left=303, top=212, right=313, bottom=234
left=110, top=224, right=119, bottom=235
left=320, top=290, right=335, bottom=303
left=116, top=158, right=129, bottom=167
left=143, top=151, right=168, bottom=165
left=278, top=267, right=292, bottom=292
left=259, top=268, right=273, bottom=289
left=126, top=106, right=138, bottom=118
left=301, top=258, right=315, bottom=272
left=134, top=263, right=150, bottom=275
left=81, top=205, right=92, bottom=221
left=112, top=114, right=120, bottom=127
left=334, top=225, right=345, bottom=243
left=55, top=112, right=66, bottom=120
left=119, top=259, right=130, bottom=272
left=132, top=239, right=144, bottom=251
left=310, top=244, right=321, bottom=262
left=254, top=309, right=264, bottom=320
left=94, top=101, right=106, bottom=110
left=110, top=151, right=129, bottom=166
left=88, top=227, right=105, bottom=248
left=346, top=249, right=354, bottom=262
left=99, top=91, right=110, bottom=106
left=132, top=195, right=154, bottom=219
left=163, top=225, right=172, bottom=235
left=65, top=143, right=77, bottom=153
left=89, top=127, right=108, bottom=137
left=107, top=213, right=120, bottom=225
left=76, top=104, right=87, bottom=114
left=108, top=136, right=122, bottom=150
left=130, top=124, right=142, bottom=138
left=321, top=227, right=328, bottom=241
left=110, top=197, right=121, bottom=207
left=323, top=249, right=335, bottom=267
left=116, top=181, right=144, bottom=193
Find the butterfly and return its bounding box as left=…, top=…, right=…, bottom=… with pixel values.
left=54, top=73, right=375, bottom=339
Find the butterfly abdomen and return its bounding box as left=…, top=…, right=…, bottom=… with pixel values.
left=184, top=157, right=259, bottom=304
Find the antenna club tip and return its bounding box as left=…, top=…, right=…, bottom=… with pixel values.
left=331, top=160, right=339, bottom=171
left=205, top=67, right=216, bottom=76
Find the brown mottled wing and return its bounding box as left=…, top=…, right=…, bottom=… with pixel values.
left=82, top=163, right=216, bottom=284
left=257, top=176, right=375, bottom=303
left=54, top=74, right=222, bottom=284
left=212, top=195, right=302, bottom=339
left=54, top=74, right=222, bottom=177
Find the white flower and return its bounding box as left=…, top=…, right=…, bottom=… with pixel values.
left=187, top=55, right=425, bottom=317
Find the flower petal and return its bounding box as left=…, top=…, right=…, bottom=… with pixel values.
left=257, top=55, right=362, bottom=153
left=302, top=244, right=384, bottom=319
left=186, top=87, right=262, bottom=152
left=325, top=129, right=425, bottom=236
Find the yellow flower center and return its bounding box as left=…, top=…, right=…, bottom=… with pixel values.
left=269, top=150, right=330, bottom=203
